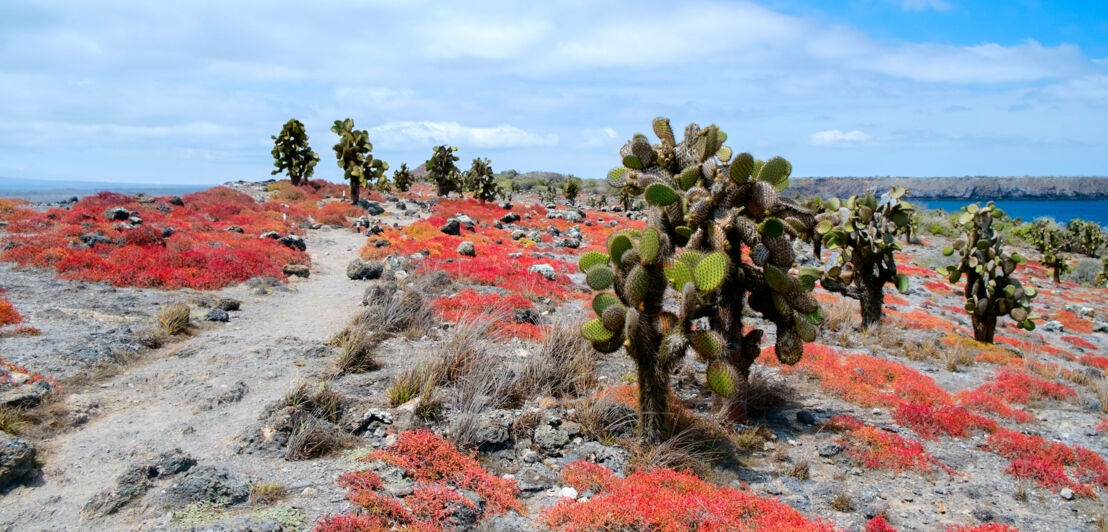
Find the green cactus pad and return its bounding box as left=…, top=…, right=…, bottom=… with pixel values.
left=675, top=225, right=693, bottom=239
left=644, top=183, right=680, bottom=206
left=678, top=168, right=700, bottom=190
left=758, top=218, right=784, bottom=238
left=716, top=146, right=732, bottom=163
left=679, top=250, right=704, bottom=269
left=652, top=117, right=675, bottom=146
left=622, top=154, right=644, bottom=170
left=691, top=330, right=725, bottom=359
left=639, top=228, right=661, bottom=264
left=693, top=252, right=727, bottom=292
left=815, top=219, right=833, bottom=235
left=602, top=304, right=627, bottom=332
left=585, top=265, right=615, bottom=291
left=665, top=261, right=693, bottom=291
left=794, top=314, right=818, bottom=342
left=606, top=167, right=629, bottom=188
left=757, top=156, right=791, bottom=185
left=730, top=153, right=754, bottom=183
left=591, top=335, right=624, bottom=354
left=628, top=265, right=650, bottom=303
left=581, top=319, right=614, bottom=342
left=763, top=265, right=792, bottom=293
left=896, top=273, right=909, bottom=294
left=578, top=251, right=610, bottom=273
left=591, top=293, right=621, bottom=316
left=608, top=233, right=633, bottom=265
left=706, top=361, right=736, bottom=397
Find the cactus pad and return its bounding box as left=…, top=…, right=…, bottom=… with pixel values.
left=602, top=304, right=627, bottom=332
left=639, top=228, right=661, bottom=264
left=763, top=265, right=792, bottom=293
left=644, top=183, right=680, bottom=206
left=623, top=154, right=644, bottom=170
left=582, top=319, right=614, bottom=342
left=693, top=252, right=727, bottom=292
left=592, top=293, right=621, bottom=315
left=586, top=265, right=616, bottom=291
left=578, top=251, right=610, bottom=273
left=653, top=117, right=675, bottom=146
left=679, top=167, right=700, bottom=190
left=758, top=218, right=784, bottom=238
left=591, top=335, right=624, bottom=354
left=608, top=233, right=633, bottom=265
left=691, top=330, right=725, bottom=360
left=664, top=260, right=693, bottom=291
left=706, top=361, right=736, bottom=397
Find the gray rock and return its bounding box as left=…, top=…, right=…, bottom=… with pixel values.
left=513, top=307, right=541, bottom=325
left=818, top=441, right=844, bottom=457
left=1059, top=487, right=1074, bottom=500
left=559, top=238, right=581, bottom=249
left=260, top=231, right=280, bottom=240
left=104, top=207, right=132, bottom=221
left=79, top=233, right=116, bottom=247
left=1093, top=320, right=1108, bottom=333
left=973, top=508, right=996, bottom=522
left=205, top=309, right=230, bottom=322
left=180, top=517, right=284, bottom=532
left=534, top=424, right=570, bottom=452
left=501, top=212, right=520, bottom=224
left=527, top=264, right=557, bottom=281
left=347, top=259, right=384, bottom=280
left=441, top=219, right=461, bottom=236
left=1042, top=320, right=1064, bottom=332
left=216, top=298, right=241, bottom=312
left=475, top=511, right=540, bottom=532
left=796, top=410, right=817, bottom=425
left=0, top=380, right=54, bottom=408
left=361, top=201, right=385, bottom=215
left=154, top=465, right=249, bottom=508
left=83, top=449, right=196, bottom=517
left=457, top=241, right=476, bottom=257
left=0, top=432, right=35, bottom=488
left=209, top=381, right=248, bottom=408
left=277, top=235, right=306, bottom=251
left=282, top=264, right=310, bottom=278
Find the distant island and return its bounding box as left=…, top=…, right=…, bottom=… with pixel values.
left=785, top=176, right=1108, bottom=201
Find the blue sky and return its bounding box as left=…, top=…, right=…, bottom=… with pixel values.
left=1, top=0, right=1106, bottom=185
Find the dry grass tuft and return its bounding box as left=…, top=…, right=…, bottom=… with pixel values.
left=158, top=302, right=191, bottom=336
left=282, top=381, right=344, bottom=423
left=285, top=416, right=351, bottom=460
left=629, top=429, right=723, bottom=478
left=733, top=425, right=772, bottom=451
left=387, top=364, right=433, bottom=406
left=785, top=460, right=809, bottom=480
left=248, top=482, right=288, bottom=506
left=1092, top=377, right=1108, bottom=414
left=430, top=315, right=495, bottom=386
left=335, top=324, right=382, bottom=373
left=573, top=396, right=637, bottom=443
left=0, top=406, right=25, bottom=435
left=505, top=318, right=597, bottom=406
left=830, top=492, right=854, bottom=512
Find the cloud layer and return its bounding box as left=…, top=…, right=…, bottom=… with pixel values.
left=0, top=0, right=1105, bottom=183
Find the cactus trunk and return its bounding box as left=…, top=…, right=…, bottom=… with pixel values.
left=635, top=354, right=673, bottom=443
left=349, top=179, right=360, bottom=205
left=973, top=312, right=997, bottom=343
left=859, top=266, right=885, bottom=328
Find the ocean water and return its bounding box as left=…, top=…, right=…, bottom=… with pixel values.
left=917, top=199, right=1108, bottom=228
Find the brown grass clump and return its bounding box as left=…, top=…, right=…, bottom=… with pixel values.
left=506, top=318, right=597, bottom=406
left=430, top=316, right=495, bottom=386
left=248, top=482, right=288, bottom=506
left=629, top=429, right=723, bottom=478
left=158, top=302, right=191, bottom=336
left=282, top=381, right=344, bottom=423
left=335, top=324, right=382, bottom=373
left=1092, top=377, right=1108, bottom=414
left=0, top=406, right=25, bottom=435
left=830, top=492, right=854, bottom=512
left=785, top=460, right=809, bottom=480
left=285, top=416, right=352, bottom=460
left=574, top=396, right=637, bottom=443
left=388, top=364, right=433, bottom=406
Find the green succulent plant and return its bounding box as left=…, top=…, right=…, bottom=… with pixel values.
left=392, top=163, right=414, bottom=193
left=1063, top=219, right=1104, bottom=257
left=1026, top=220, right=1071, bottom=283
left=564, top=177, right=581, bottom=206
left=938, top=202, right=1037, bottom=343
left=815, top=187, right=914, bottom=328
left=581, top=117, right=821, bottom=443
left=331, top=118, right=388, bottom=204
left=462, top=158, right=502, bottom=203
left=271, top=118, right=319, bottom=187
left=426, top=145, right=462, bottom=197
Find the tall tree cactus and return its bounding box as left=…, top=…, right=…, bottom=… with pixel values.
left=1027, top=220, right=1071, bottom=283
left=581, top=117, right=822, bottom=442
left=271, top=118, right=319, bottom=186
left=815, top=187, right=914, bottom=328
left=392, top=163, right=414, bottom=192
left=938, top=202, right=1037, bottom=343
left=462, top=158, right=501, bottom=203
left=331, top=119, right=387, bottom=204
left=564, top=177, right=581, bottom=206
left=426, top=145, right=462, bottom=197
left=1063, top=219, right=1104, bottom=257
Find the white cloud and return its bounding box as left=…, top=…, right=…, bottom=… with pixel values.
left=810, top=129, right=872, bottom=147
left=579, top=127, right=619, bottom=148
left=900, top=0, right=952, bottom=11
left=370, top=121, right=558, bottom=149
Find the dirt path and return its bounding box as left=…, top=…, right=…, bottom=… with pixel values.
left=0, top=226, right=368, bottom=531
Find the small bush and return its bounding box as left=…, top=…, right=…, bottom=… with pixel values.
left=388, top=365, right=432, bottom=406
left=248, top=482, right=288, bottom=506
left=1066, top=258, right=1103, bottom=285
left=158, top=303, right=190, bottom=336
left=336, top=324, right=381, bottom=373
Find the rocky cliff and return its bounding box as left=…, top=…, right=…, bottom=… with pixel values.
left=786, top=177, right=1108, bottom=200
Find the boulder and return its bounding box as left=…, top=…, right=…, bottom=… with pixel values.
left=347, top=259, right=384, bottom=281
left=457, top=241, right=476, bottom=257
left=277, top=235, right=306, bottom=251
left=528, top=264, right=557, bottom=281
left=152, top=465, right=249, bottom=509
left=282, top=264, right=310, bottom=278
left=0, top=432, right=35, bottom=488
left=215, top=298, right=241, bottom=312
left=441, top=219, right=461, bottom=236
left=104, top=207, right=132, bottom=221
left=205, top=309, right=230, bottom=322
left=0, top=380, right=54, bottom=408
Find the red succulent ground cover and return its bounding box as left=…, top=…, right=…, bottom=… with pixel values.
left=987, top=429, right=1108, bottom=496
left=823, top=416, right=952, bottom=474
left=544, top=461, right=836, bottom=531
left=1060, top=335, right=1098, bottom=350
left=0, top=186, right=313, bottom=289
left=0, top=288, right=38, bottom=337
left=316, top=430, right=520, bottom=532
left=432, top=289, right=546, bottom=340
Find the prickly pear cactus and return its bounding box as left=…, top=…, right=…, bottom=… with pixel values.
left=815, top=187, right=914, bottom=327
left=426, top=145, right=462, bottom=197
left=1027, top=220, right=1071, bottom=283
left=581, top=117, right=821, bottom=442
left=1063, top=219, right=1104, bottom=257
left=271, top=118, right=319, bottom=187
left=392, top=163, right=414, bottom=193
left=938, top=202, right=1037, bottom=343
left=462, top=158, right=501, bottom=203
left=331, top=118, right=387, bottom=204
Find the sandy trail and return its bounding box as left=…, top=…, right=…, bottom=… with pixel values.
left=0, top=227, right=367, bottom=532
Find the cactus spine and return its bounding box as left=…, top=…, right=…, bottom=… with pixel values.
left=815, top=187, right=914, bottom=328
left=331, top=118, right=388, bottom=204
left=271, top=118, right=319, bottom=187
left=938, top=202, right=1036, bottom=343
left=581, top=117, right=821, bottom=442
left=426, top=145, right=462, bottom=197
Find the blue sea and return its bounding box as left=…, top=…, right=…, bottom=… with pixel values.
left=917, top=199, right=1108, bottom=228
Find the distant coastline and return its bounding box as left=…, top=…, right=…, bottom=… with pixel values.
left=0, top=177, right=211, bottom=202
left=787, top=176, right=1108, bottom=201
